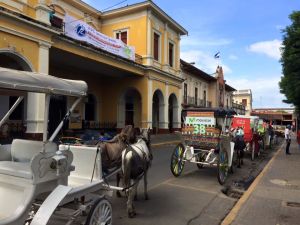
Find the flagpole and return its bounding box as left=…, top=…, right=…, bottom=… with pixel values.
left=214, top=51, right=220, bottom=66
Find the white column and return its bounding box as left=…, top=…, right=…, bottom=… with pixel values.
left=162, top=23, right=169, bottom=71
left=146, top=79, right=153, bottom=129
left=175, top=89, right=182, bottom=129
left=35, top=1, right=52, bottom=25
left=26, top=42, right=50, bottom=134
left=144, top=10, right=153, bottom=65
left=176, top=34, right=181, bottom=75
left=162, top=83, right=169, bottom=129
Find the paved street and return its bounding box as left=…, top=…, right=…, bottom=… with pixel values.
left=46, top=140, right=282, bottom=225
left=108, top=142, right=281, bottom=225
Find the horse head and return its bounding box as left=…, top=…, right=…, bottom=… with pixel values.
left=121, top=125, right=137, bottom=144
left=140, top=128, right=151, bottom=149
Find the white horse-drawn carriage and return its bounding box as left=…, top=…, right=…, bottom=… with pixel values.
left=0, top=67, right=127, bottom=225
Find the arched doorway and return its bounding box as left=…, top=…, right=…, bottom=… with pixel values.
left=85, top=94, right=97, bottom=121
left=152, top=89, right=165, bottom=134
left=168, top=93, right=179, bottom=132
left=0, top=51, right=33, bottom=139
left=118, top=88, right=142, bottom=128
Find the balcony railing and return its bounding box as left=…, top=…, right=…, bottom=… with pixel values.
left=232, top=102, right=246, bottom=110
left=188, top=96, right=195, bottom=105
left=183, top=96, right=212, bottom=108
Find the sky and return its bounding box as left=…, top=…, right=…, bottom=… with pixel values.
left=83, top=0, right=299, bottom=108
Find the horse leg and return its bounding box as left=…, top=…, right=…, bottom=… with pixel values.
left=116, top=172, right=122, bottom=198
left=241, top=149, right=244, bottom=165
left=127, top=182, right=137, bottom=218
left=144, top=169, right=149, bottom=200
left=134, top=180, right=139, bottom=201
left=237, top=150, right=241, bottom=168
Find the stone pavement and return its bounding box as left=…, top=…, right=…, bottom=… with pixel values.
left=223, top=138, right=300, bottom=225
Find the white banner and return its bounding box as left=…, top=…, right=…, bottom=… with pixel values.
left=185, top=117, right=216, bottom=126
left=64, top=15, right=135, bottom=61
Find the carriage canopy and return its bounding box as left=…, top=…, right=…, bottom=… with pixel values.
left=182, top=108, right=236, bottom=149
left=0, top=67, right=87, bottom=97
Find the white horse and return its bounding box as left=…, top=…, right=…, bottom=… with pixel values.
left=118, top=128, right=152, bottom=218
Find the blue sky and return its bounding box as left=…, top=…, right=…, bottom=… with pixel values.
left=83, top=0, right=299, bottom=108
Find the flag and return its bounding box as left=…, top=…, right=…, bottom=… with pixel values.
left=214, top=52, right=220, bottom=58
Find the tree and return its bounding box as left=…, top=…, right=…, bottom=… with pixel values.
left=279, top=11, right=300, bottom=109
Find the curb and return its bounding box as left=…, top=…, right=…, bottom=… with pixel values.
left=221, top=142, right=284, bottom=225
left=151, top=140, right=180, bottom=147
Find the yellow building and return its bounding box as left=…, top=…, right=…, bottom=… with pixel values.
left=0, top=0, right=187, bottom=139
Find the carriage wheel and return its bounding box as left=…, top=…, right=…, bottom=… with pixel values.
left=85, top=197, right=112, bottom=225
left=217, top=150, right=229, bottom=185
left=170, top=143, right=185, bottom=177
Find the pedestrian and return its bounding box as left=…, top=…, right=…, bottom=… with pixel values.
left=268, top=124, right=274, bottom=149
left=285, top=125, right=292, bottom=155
left=297, top=129, right=300, bottom=151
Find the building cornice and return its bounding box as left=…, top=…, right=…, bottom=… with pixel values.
left=145, top=66, right=184, bottom=83
left=101, top=1, right=187, bottom=35
left=0, top=6, right=60, bottom=35
left=69, top=0, right=101, bottom=16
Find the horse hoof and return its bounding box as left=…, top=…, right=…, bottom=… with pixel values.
left=128, top=211, right=136, bottom=218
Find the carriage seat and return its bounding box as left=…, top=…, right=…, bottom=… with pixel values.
left=0, top=161, right=32, bottom=179
left=0, top=139, right=57, bottom=179
left=11, top=139, right=57, bottom=162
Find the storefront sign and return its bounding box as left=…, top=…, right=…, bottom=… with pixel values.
left=185, top=117, right=215, bottom=126
left=64, top=15, right=135, bottom=61
left=185, top=116, right=216, bottom=135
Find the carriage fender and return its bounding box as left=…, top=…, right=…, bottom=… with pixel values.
left=228, top=142, right=235, bottom=167
left=31, top=185, right=72, bottom=225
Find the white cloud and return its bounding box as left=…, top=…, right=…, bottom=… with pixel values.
left=181, top=36, right=232, bottom=48
left=181, top=50, right=232, bottom=74
left=228, top=54, right=238, bottom=60
left=226, top=75, right=291, bottom=108
left=248, top=39, right=283, bottom=60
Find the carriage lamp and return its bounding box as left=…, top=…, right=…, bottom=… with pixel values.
left=185, top=146, right=194, bottom=161
left=51, top=150, right=67, bottom=176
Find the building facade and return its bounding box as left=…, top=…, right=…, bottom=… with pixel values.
left=233, top=89, right=252, bottom=116
left=0, top=0, right=188, bottom=138
left=251, top=108, right=295, bottom=126
left=180, top=60, right=242, bottom=113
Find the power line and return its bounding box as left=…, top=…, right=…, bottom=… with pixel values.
left=101, top=0, right=128, bottom=12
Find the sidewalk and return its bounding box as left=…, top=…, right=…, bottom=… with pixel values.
left=223, top=139, right=300, bottom=225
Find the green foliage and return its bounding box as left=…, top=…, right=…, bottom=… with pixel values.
left=279, top=11, right=300, bottom=109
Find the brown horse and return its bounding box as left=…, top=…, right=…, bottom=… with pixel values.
left=98, top=125, right=136, bottom=171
